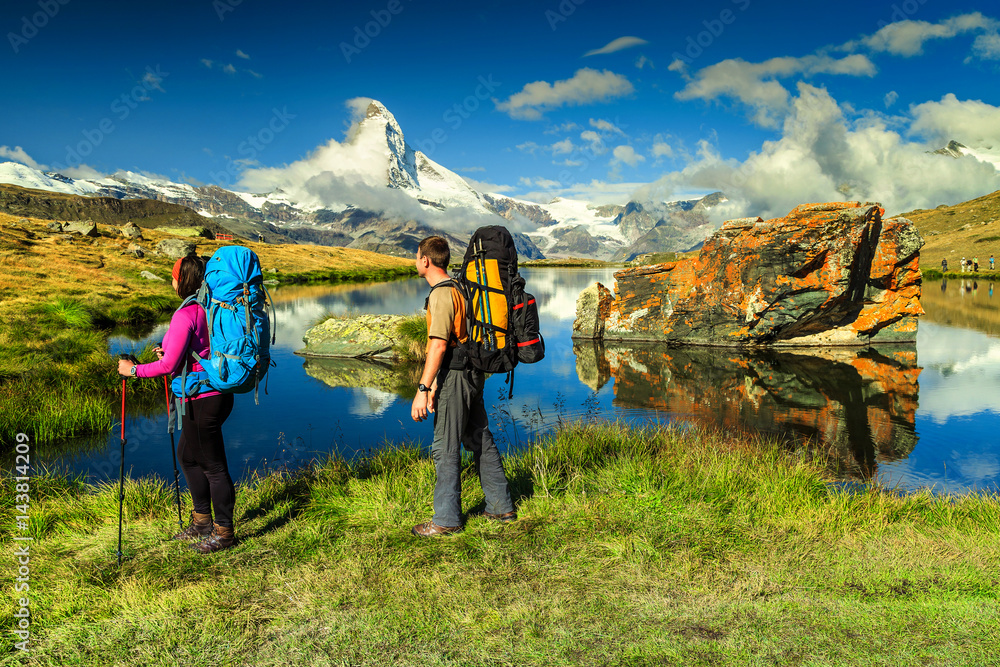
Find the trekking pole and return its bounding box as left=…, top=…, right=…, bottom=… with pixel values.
left=117, top=353, right=138, bottom=565
left=163, top=375, right=183, bottom=531
left=475, top=240, right=497, bottom=350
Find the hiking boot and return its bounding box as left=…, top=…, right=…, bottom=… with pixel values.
left=484, top=511, right=518, bottom=523
left=192, top=523, right=234, bottom=553
left=172, top=511, right=213, bottom=540
left=411, top=521, right=462, bottom=537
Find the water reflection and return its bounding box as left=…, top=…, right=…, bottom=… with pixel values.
left=574, top=341, right=921, bottom=480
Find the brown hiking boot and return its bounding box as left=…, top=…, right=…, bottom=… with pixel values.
left=411, top=521, right=462, bottom=537
left=192, top=523, right=234, bottom=553
left=172, top=511, right=213, bottom=540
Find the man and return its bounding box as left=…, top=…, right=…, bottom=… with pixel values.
left=991, top=255, right=995, bottom=271
left=942, top=258, right=948, bottom=272
left=410, top=236, right=517, bottom=536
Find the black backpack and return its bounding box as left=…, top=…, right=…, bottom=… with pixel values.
left=429, top=226, right=544, bottom=395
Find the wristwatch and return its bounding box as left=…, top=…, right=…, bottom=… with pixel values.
left=418, top=383, right=430, bottom=393
left=130, top=365, right=137, bottom=377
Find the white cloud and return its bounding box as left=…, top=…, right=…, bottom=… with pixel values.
left=456, top=166, right=486, bottom=172
left=519, top=178, right=645, bottom=205
left=557, top=158, right=585, bottom=167
left=544, top=121, right=581, bottom=134
left=248, top=69, right=263, bottom=79
left=495, top=68, right=634, bottom=120
left=884, top=90, right=899, bottom=108
left=584, top=36, right=649, bottom=57
left=639, top=83, right=1000, bottom=223
left=674, top=54, right=877, bottom=128
left=910, top=93, right=1000, bottom=146
left=550, top=138, right=576, bottom=155
left=971, top=32, right=1000, bottom=60
left=851, top=12, right=999, bottom=57
left=142, top=70, right=165, bottom=92
left=222, top=63, right=237, bottom=74
left=200, top=58, right=213, bottom=68
left=516, top=141, right=542, bottom=155
left=635, top=55, right=652, bottom=69
left=652, top=139, right=673, bottom=159
left=611, top=145, right=644, bottom=167
left=580, top=130, right=604, bottom=152
left=589, top=118, right=625, bottom=135
left=461, top=176, right=513, bottom=193
left=59, top=164, right=106, bottom=179
left=0, top=145, right=47, bottom=170
left=236, top=49, right=250, bottom=59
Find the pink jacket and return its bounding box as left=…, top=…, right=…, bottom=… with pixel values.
left=136, top=303, right=220, bottom=400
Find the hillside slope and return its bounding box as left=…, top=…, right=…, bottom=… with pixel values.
left=898, top=189, right=1000, bottom=267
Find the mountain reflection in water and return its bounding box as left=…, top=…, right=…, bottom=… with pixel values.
left=574, top=341, right=920, bottom=481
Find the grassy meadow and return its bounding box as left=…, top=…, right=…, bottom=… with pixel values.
left=0, top=212, right=414, bottom=446
left=1, top=422, right=998, bottom=666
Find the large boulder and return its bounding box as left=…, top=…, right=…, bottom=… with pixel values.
left=121, top=221, right=143, bottom=239
left=573, top=202, right=924, bottom=346
left=155, top=238, right=197, bottom=259
left=298, top=314, right=409, bottom=358
left=63, top=220, right=98, bottom=237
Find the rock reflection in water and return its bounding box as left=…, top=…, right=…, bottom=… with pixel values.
left=302, top=358, right=421, bottom=417
left=574, top=341, right=921, bottom=480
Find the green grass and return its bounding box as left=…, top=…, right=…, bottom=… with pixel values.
left=276, top=266, right=416, bottom=284
left=2, top=422, right=998, bottom=665
left=0, top=294, right=175, bottom=446
left=394, top=314, right=428, bottom=362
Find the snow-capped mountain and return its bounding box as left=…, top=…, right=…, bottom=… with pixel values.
left=933, top=140, right=1000, bottom=171
left=0, top=99, right=727, bottom=259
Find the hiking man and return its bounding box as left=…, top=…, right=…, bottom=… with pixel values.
left=942, top=258, right=948, bottom=272
left=410, top=236, right=516, bottom=536
left=991, top=255, right=995, bottom=271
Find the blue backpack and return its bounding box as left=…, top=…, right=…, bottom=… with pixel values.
left=170, top=246, right=275, bottom=428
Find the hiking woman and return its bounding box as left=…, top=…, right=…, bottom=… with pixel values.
left=117, top=255, right=237, bottom=553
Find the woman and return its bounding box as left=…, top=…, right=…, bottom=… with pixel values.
left=117, top=255, right=236, bottom=553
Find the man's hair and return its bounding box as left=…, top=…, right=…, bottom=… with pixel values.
left=176, top=254, right=206, bottom=299
left=418, top=236, right=450, bottom=269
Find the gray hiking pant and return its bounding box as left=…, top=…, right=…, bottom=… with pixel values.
left=431, top=366, right=514, bottom=527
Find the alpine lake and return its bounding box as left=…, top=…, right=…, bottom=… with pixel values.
left=52, top=269, right=1000, bottom=496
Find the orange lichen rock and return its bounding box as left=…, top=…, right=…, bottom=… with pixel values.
left=574, top=201, right=924, bottom=346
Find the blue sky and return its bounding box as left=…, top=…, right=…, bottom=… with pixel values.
left=2, top=0, right=1000, bottom=216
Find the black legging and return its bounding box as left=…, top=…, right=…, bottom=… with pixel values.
left=178, top=393, right=235, bottom=528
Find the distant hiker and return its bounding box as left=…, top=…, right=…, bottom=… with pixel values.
left=258, top=233, right=264, bottom=243
left=961, top=257, right=967, bottom=272
left=942, top=258, right=948, bottom=272
left=409, top=236, right=516, bottom=537
left=117, top=255, right=237, bottom=553
left=991, top=255, right=995, bottom=271
left=974, top=257, right=979, bottom=272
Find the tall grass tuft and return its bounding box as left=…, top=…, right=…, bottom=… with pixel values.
left=40, top=297, right=93, bottom=329
left=394, top=315, right=427, bottom=361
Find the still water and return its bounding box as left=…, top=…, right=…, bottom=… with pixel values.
left=54, top=270, right=1000, bottom=495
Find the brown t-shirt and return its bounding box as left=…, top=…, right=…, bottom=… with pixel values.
left=426, top=282, right=467, bottom=352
